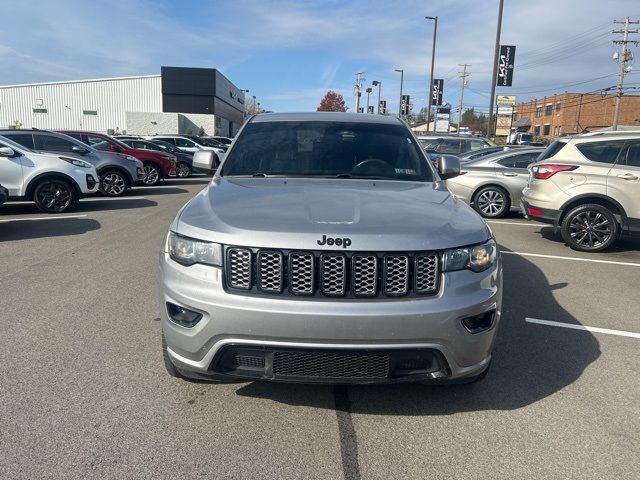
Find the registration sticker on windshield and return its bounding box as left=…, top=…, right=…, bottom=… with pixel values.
left=395, top=168, right=416, bottom=175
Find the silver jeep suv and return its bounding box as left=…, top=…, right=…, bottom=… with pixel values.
left=159, top=113, right=502, bottom=384
left=522, top=131, right=640, bottom=252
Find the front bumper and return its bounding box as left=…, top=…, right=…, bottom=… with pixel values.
left=159, top=252, right=502, bottom=383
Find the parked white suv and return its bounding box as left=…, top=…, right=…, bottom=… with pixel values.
left=0, top=135, right=99, bottom=213
left=521, top=132, right=640, bottom=252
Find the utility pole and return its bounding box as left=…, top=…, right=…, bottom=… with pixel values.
left=395, top=69, right=404, bottom=116
left=354, top=72, right=365, bottom=113
left=487, top=0, right=505, bottom=137
left=372, top=81, right=382, bottom=113
left=457, top=64, right=471, bottom=136
left=612, top=17, right=639, bottom=130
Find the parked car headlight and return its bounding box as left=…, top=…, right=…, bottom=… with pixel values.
left=59, top=156, right=92, bottom=168
left=125, top=155, right=138, bottom=162
left=168, top=232, right=222, bottom=267
left=443, top=239, right=497, bottom=273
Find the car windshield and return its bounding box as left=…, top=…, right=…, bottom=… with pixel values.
left=222, top=121, right=434, bottom=181
left=537, top=139, right=568, bottom=161
left=199, top=138, right=223, bottom=147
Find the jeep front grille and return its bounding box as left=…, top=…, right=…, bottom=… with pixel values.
left=225, top=247, right=440, bottom=298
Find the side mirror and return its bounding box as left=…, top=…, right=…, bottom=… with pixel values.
left=109, top=144, right=123, bottom=153
left=0, top=147, right=16, bottom=157
left=438, top=155, right=461, bottom=180
left=71, top=145, right=89, bottom=155
left=193, top=150, right=217, bottom=173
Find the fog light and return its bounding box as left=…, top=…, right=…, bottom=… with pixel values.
left=461, top=310, right=495, bottom=334
left=166, top=302, right=203, bottom=327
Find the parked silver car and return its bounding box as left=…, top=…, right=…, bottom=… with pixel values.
left=0, top=129, right=144, bottom=196
left=446, top=148, right=544, bottom=218
left=159, top=112, right=502, bottom=384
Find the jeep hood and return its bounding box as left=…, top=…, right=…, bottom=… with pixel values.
left=175, top=178, right=491, bottom=251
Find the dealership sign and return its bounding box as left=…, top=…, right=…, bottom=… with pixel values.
left=432, top=79, right=444, bottom=106
left=497, top=45, right=516, bottom=87
left=496, top=95, right=516, bottom=106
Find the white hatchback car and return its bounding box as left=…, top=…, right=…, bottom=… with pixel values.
left=0, top=135, right=99, bottom=213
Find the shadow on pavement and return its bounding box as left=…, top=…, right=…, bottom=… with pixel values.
left=234, top=247, right=601, bottom=414
left=0, top=217, right=101, bottom=241
left=0, top=198, right=158, bottom=215
left=162, top=178, right=212, bottom=186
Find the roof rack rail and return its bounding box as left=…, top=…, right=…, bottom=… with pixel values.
left=580, top=130, right=640, bottom=136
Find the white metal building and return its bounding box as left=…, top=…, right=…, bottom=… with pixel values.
left=0, top=75, right=162, bottom=133
left=0, top=68, right=245, bottom=136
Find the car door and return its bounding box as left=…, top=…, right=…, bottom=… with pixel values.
left=607, top=140, right=640, bottom=230
left=496, top=151, right=541, bottom=206
left=0, top=140, right=25, bottom=196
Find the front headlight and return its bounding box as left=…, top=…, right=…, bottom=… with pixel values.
left=443, top=239, right=497, bottom=273
left=59, top=156, right=92, bottom=168
left=168, top=231, right=222, bottom=267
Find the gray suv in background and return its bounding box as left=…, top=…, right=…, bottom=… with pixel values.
left=159, top=112, right=502, bottom=384
left=0, top=129, right=144, bottom=196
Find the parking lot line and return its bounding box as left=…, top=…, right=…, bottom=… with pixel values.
left=526, top=317, right=640, bottom=339
left=487, top=220, right=544, bottom=227
left=0, top=214, right=88, bottom=223
left=82, top=196, right=146, bottom=201
left=502, top=251, right=640, bottom=267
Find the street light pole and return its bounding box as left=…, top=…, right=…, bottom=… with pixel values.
left=372, top=81, right=382, bottom=113
left=426, top=16, right=438, bottom=133
left=487, top=0, right=505, bottom=138
left=395, top=69, right=404, bottom=117
left=366, top=87, right=372, bottom=113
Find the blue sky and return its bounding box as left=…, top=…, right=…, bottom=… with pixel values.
left=1, top=0, right=639, bottom=118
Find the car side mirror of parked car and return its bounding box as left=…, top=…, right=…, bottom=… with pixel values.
left=109, top=144, right=123, bottom=153
left=0, top=147, right=16, bottom=157
left=193, top=150, right=217, bottom=173
left=438, top=155, right=461, bottom=180
left=71, top=145, right=89, bottom=155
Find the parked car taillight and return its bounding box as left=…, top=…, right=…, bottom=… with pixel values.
left=531, top=164, right=577, bottom=180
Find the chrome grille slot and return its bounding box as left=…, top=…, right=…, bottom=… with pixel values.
left=227, top=248, right=252, bottom=290
left=257, top=251, right=283, bottom=293
left=415, top=254, right=439, bottom=294
left=384, top=255, right=409, bottom=296
left=289, top=252, right=315, bottom=295
left=352, top=255, right=378, bottom=296
left=320, top=254, right=346, bottom=296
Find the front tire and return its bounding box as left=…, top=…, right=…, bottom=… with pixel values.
left=176, top=162, right=191, bottom=178
left=141, top=163, right=161, bottom=186
left=33, top=179, right=75, bottom=213
left=100, top=170, right=129, bottom=197
left=473, top=186, right=510, bottom=218
left=561, top=204, right=618, bottom=252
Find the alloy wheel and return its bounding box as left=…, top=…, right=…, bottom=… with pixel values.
left=477, top=190, right=505, bottom=217
left=142, top=165, right=160, bottom=185
left=36, top=181, right=72, bottom=212
left=568, top=210, right=612, bottom=249
left=101, top=173, right=126, bottom=196
left=176, top=163, right=191, bottom=177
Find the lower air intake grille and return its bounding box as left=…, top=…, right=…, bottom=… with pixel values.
left=272, top=351, right=390, bottom=378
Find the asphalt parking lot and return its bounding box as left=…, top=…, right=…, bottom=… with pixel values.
left=1, top=178, right=639, bottom=480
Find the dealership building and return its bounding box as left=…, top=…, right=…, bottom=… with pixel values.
left=0, top=66, right=246, bottom=137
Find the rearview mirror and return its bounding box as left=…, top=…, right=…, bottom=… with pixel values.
left=193, top=150, right=217, bottom=173
left=71, top=145, right=89, bottom=155
left=0, top=146, right=15, bottom=157
left=438, top=155, right=461, bottom=180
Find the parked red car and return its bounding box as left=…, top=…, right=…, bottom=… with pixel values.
left=59, top=130, right=176, bottom=185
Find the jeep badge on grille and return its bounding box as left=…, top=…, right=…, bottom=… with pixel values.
left=317, top=235, right=352, bottom=248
